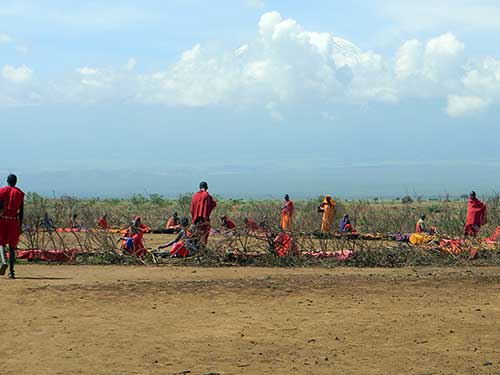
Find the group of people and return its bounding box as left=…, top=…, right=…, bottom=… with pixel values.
left=0, top=173, right=494, bottom=277
left=280, top=193, right=353, bottom=234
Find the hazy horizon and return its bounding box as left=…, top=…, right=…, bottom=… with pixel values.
left=2, top=1, right=500, bottom=197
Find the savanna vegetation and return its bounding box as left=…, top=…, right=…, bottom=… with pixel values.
left=17, top=192, right=500, bottom=267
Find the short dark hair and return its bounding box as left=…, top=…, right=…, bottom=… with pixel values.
left=180, top=217, right=189, bottom=227
left=199, top=181, right=208, bottom=190
left=7, top=174, right=17, bottom=186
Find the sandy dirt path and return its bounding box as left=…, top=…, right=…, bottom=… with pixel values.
left=0, top=265, right=499, bottom=375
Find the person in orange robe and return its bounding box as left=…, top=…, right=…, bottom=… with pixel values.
left=190, top=181, right=217, bottom=247
left=97, top=214, right=110, bottom=230
left=165, top=212, right=181, bottom=232
left=318, top=195, right=335, bottom=233
left=464, top=191, right=487, bottom=237
left=280, top=194, right=294, bottom=231
left=0, top=174, right=25, bottom=279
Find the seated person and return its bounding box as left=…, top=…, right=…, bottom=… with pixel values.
left=97, top=214, right=110, bottom=229
left=118, top=220, right=147, bottom=258
left=244, top=217, right=261, bottom=231
left=339, top=214, right=353, bottom=233
left=133, top=216, right=150, bottom=233
left=154, top=218, right=197, bottom=258
left=415, top=214, right=436, bottom=235
left=165, top=212, right=181, bottom=232
left=41, top=212, right=55, bottom=231
left=220, top=215, right=236, bottom=231
left=69, top=214, right=81, bottom=229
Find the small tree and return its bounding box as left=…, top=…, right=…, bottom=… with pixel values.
left=401, top=195, right=413, bottom=204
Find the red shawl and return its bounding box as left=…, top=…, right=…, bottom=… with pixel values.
left=0, top=186, right=24, bottom=216
left=281, top=200, right=294, bottom=216
left=465, top=198, right=487, bottom=228
left=190, top=190, right=217, bottom=222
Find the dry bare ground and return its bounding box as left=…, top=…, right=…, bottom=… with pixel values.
left=1, top=265, right=499, bottom=375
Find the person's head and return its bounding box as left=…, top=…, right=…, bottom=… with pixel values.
left=470, top=191, right=477, bottom=200
left=344, top=214, right=349, bottom=219
left=284, top=194, right=290, bottom=201
left=7, top=174, right=17, bottom=187
left=199, top=181, right=208, bottom=191
left=134, top=216, right=141, bottom=224
left=173, top=212, right=178, bottom=218
left=72, top=214, right=78, bottom=219
left=325, top=194, right=331, bottom=202
left=180, top=217, right=189, bottom=228
left=129, top=221, right=139, bottom=233
left=420, top=214, right=426, bottom=220
left=103, top=214, right=107, bottom=220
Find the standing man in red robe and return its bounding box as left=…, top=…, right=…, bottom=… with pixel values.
left=464, top=191, right=487, bottom=237
left=190, top=181, right=217, bottom=247
left=0, top=174, right=24, bottom=279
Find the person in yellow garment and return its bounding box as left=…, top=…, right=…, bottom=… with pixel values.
left=318, top=195, right=335, bottom=233
left=280, top=194, right=294, bottom=231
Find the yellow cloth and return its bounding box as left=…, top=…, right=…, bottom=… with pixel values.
left=280, top=213, right=292, bottom=231
left=409, top=233, right=432, bottom=245
left=320, top=198, right=336, bottom=232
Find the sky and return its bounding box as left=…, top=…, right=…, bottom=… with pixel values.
left=1, top=0, right=500, bottom=198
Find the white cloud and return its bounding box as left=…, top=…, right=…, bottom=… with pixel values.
left=446, top=95, right=489, bottom=117
left=125, top=57, right=136, bottom=71
left=2, top=64, right=33, bottom=82
left=0, top=33, right=12, bottom=44
left=394, top=33, right=464, bottom=83
left=76, top=67, right=98, bottom=75
left=2, top=10, right=500, bottom=119
left=377, top=0, right=500, bottom=31
left=246, top=0, right=265, bottom=9
left=395, top=39, right=422, bottom=80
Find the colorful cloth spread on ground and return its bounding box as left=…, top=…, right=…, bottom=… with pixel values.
left=14, top=249, right=78, bottom=262
left=484, top=226, right=500, bottom=244
left=392, top=233, right=411, bottom=242
left=438, top=239, right=479, bottom=258
left=56, top=227, right=88, bottom=233
left=319, top=196, right=335, bottom=232
left=280, top=200, right=294, bottom=231
left=273, top=232, right=297, bottom=257
left=302, top=249, right=354, bottom=261
left=464, top=197, right=487, bottom=237
left=409, top=233, right=433, bottom=245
